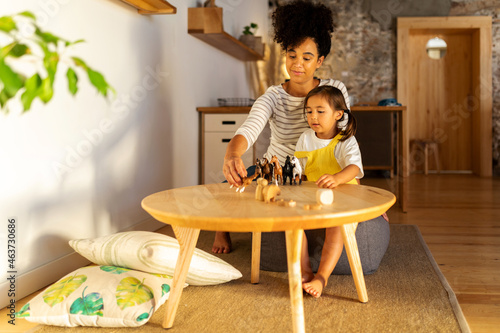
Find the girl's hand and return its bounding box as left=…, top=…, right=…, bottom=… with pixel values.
left=223, top=155, right=247, bottom=186
left=316, top=174, right=341, bottom=189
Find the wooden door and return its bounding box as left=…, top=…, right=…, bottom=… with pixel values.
left=397, top=17, right=492, bottom=177
left=409, top=31, right=473, bottom=171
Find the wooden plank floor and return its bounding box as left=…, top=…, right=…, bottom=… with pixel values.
left=363, top=174, right=500, bottom=333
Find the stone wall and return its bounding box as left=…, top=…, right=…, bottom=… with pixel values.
left=269, top=0, right=499, bottom=174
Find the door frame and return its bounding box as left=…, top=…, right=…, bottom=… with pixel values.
left=397, top=16, right=492, bottom=177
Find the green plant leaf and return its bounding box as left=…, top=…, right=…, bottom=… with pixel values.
left=66, top=67, right=78, bottom=95
left=69, top=287, right=104, bottom=317
left=35, top=26, right=62, bottom=45
left=44, top=52, right=59, bottom=83
left=14, top=303, right=30, bottom=318
left=1, top=42, right=16, bottom=59
left=99, top=266, right=131, bottom=274
left=0, top=89, right=9, bottom=109
left=0, top=16, right=16, bottom=33
left=39, top=77, right=54, bottom=103
left=9, top=44, right=30, bottom=58
left=21, top=73, right=42, bottom=111
left=71, top=56, right=88, bottom=70
left=43, top=274, right=87, bottom=307
left=161, top=284, right=170, bottom=297
left=0, top=59, right=24, bottom=97
left=87, top=68, right=113, bottom=97
left=18, top=11, right=36, bottom=20
left=66, top=39, right=85, bottom=47
left=116, top=277, right=153, bottom=310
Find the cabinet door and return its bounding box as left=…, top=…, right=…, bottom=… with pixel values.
left=204, top=132, right=253, bottom=184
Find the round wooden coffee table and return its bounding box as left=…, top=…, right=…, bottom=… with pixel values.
left=142, top=182, right=395, bottom=332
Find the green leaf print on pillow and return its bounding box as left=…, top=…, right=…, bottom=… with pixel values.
left=161, top=284, right=170, bottom=297
left=116, top=277, right=154, bottom=310
left=136, top=306, right=154, bottom=322
left=100, top=266, right=131, bottom=274
left=43, top=273, right=87, bottom=307
left=69, top=287, right=104, bottom=317
left=15, top=303, right=30, bottom=318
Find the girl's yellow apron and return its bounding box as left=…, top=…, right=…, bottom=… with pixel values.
left=294, top=133, right=358, bottom=184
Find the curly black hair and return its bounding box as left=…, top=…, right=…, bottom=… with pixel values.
left=272, top=1, right=335, bottom=59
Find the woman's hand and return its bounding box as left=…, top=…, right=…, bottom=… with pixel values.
left=223, top=155, right=247, bottom=186
left=222, top=135, right=249, bottom=186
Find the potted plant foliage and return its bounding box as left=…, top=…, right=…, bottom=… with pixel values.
left=239, top=22, right=263, bottom=55
left=0, top=11, right=113, bottom=114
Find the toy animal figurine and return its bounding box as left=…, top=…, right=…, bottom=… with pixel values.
left=255, top=177, right=268, bottom=201
left=270, top=155, right=283, bottom=185
left=262, top=184, right=281, bottom=203
left=234, top=173, right=258, bottom=193
left=282, top=155, right=294, bottom=185
left=260, top=157, right=274, bottom=183
left=291, top=156, right=303, bottom=185
left=254, top=158, right=262, bottom=179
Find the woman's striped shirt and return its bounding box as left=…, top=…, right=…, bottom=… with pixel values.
left=234, top=78, right=350, bottom=164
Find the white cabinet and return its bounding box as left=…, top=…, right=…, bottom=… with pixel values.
left=198, top=107, right=255, bottom=184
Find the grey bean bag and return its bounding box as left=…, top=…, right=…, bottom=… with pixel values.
left=260, top=215, right=390, bottom=275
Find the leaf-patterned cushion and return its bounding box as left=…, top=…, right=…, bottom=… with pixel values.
left=69, top=231, right=242, bottom=286
left=15, top=265, right=185, bottom=327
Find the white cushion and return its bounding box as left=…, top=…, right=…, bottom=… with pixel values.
left=69, top=231, right=242, bottom=286
left=16, top=265, right=181, bottom=327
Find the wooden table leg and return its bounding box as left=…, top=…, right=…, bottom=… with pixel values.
left=163, top=226, right=200, bottom=329
left=251, top=232, right=261, bottom=284
left=340, top=222, right=368, bottom=303
left=285, top=229, right=305, bottom=333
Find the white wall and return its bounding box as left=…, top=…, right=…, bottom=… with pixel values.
left=0, top=0, right=268, bottom=307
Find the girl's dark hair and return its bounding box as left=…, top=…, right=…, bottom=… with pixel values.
left=272, top=1, right=335, bottom=59
left=304, top=85, right=357, bottom=141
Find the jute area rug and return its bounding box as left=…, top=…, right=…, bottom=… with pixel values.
left=30, top=224, right=470, bottom=333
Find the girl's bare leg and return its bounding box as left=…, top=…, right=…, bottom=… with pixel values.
left=303, top=227, right=343, bottom=298
left=300, top=231, right=314, bottom=283
left=212, top=231, right=232, bottom=253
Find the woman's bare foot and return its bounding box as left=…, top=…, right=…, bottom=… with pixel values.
left=212, top=232, right=232, bottom=253
left=302, top=276, right=326, bottom=298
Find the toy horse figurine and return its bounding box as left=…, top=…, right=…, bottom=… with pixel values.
left=291, top=156, right=303, bottom=185
left=233, top=173, right=258, bottom=193
left=260, top=157, right=274, bottom=183
left=282, top=155, right=294, bottom=185
left=270, top=155, right=283, bottom=185
left=254, top=158, right=262, bottom=179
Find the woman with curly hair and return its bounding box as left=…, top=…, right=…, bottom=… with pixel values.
left=213, top=0, right=350, bottom=263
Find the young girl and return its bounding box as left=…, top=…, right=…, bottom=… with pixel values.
left=294, top=85, right=363, bottom=298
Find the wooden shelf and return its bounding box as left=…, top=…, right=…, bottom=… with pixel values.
left=188, top=7, right=263, bottom=61
left=119, top=0, right=176, bottom=15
